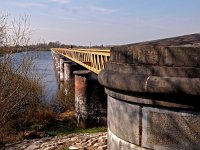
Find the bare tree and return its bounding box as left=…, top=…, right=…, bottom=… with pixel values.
left=0, top=13, right=8, bottom=47
left=11, top=14, right=31, bottom=46
left=0, top=12, right=43, bottom=129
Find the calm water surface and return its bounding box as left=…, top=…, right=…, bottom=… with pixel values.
left=12, top=51, right=58, bottom=104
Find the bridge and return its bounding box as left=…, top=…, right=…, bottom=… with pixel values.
left=51, top=48, right=110, bottom=74
left=51, top=47, right=109, bottom=129
left=51, top=34, right=200, bottom=150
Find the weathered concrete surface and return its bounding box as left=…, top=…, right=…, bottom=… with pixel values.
left=142, top=107, right=200, bottom=150
left=51, top=51, right=61, bottom=82
left=60, top=58, right=65, bottom=82
left=105, top=62, right=200, bottom=78
left=99, top=34, right=200, bottom=97
left=105, top=88, right=200, bottom=109
left=74, top=71, right=107, bottom=128
left=74, top=70, right=90, bottom=128
left=111, top=34, right=200, bottom=67
left=64, top=61, right=72, bottom=82
left=108, top=96, right=140, bottom=145
left=111, top=46, right=200, bottom=67
left=108, top=129, right=148, bottom=150
left=99, top=70, right=200, bottom=95
left=98, top=34, right=200, bottom=150
left=87, top=78, right=107, bottom=127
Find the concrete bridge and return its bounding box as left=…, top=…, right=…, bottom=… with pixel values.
left=51, top=34, right=200, bottom=150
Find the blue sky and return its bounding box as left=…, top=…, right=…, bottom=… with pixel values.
left=0, top=0, right=200, bottom=45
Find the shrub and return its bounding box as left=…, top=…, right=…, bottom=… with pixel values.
left=56, top=79, right=75, bottom=111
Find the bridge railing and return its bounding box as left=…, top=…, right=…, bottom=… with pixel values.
left=51, top=48, right=110, bottom=74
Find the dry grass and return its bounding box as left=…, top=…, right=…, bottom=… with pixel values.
left=58, top=110, right=75, bottom=121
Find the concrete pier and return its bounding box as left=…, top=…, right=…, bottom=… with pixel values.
left=55, top=55, right=60, bottom=74
left=64, top=61, right=72, bottom=82
left=51, top=51, right=60, bottom=82
left=59, top=58, right=65, bottom=82
left=99, top=34, right=200, bottom=150
left=73, top=70, right=107, bottom=128
left=74, top=70, right=90, bottom=128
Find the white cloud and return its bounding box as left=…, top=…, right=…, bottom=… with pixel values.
left=49, top=0, right=71, bottom=4
left=10, top=2, right=46, bottom=8
left=90, top=6, right=118, bottom=14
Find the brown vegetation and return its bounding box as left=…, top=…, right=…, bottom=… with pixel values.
left=0, top=13, right=78, bottom=147
left=0, top=13, right=57, bottom=146
left=56, top=80, right=75, bottom=111
left=0, top=12, right=40, bottom=128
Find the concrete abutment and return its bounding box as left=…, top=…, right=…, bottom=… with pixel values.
left=105, top=92, right=200, bottom=150
left=98, top=34, right=200, bottom=150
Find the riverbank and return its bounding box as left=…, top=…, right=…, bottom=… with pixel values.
left=0, top=47, right=50, bottom=56
left=0, top=108, right=107, bottom=149
left=3, top=132, right=107, bottom=150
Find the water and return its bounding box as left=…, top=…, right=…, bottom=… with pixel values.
left=11, top=51, right=58, bottom=104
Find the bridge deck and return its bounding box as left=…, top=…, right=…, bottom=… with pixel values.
left=51, top=48, right=110, bottom=74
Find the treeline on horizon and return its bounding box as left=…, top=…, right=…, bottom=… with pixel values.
left=0, top=41, right=112, bottom=55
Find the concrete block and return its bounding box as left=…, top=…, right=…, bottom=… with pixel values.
left=142, top=107, right=200, bottom=150
left=111, top=34, right=200, bottom=67
left=108, top=96, right=140, bottom=145
left=108, top=129, right=148, bottom=150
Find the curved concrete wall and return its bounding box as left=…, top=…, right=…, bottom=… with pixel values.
left=99, top=34, right=200, bottom=150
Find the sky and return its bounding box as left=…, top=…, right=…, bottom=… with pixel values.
left=0, top=0, right=200, bottom=46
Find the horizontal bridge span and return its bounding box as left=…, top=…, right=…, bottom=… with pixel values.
left=51, top=48, right=110, bottom=74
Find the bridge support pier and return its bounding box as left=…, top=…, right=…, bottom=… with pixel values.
left=99, top=35, right=200, bottom=150
left=59, top=58, right=65, bottom=82
left=63, top=61, right=74, bottom=95
left=64, top=61, right=73, bottom=82
left=74, top=70, right=107, bottom=128
left=55, top=56, right=60, bottom=76
left=51, top=51, right=61, bottom=82
left=74, top=70, right=90, bottom=128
